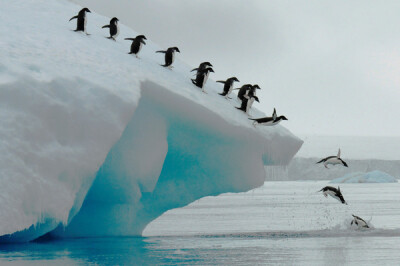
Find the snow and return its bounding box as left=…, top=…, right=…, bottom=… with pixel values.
left=0, top=0, right=302, bottom=242
left=330, top=170, right=398, bottom=184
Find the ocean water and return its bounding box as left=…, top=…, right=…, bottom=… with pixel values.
left=1, top=181, right=400, bottom=265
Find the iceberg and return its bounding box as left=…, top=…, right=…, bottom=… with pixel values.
left=330, top=171, right=398, bottom=184
left=0, top=0, right=302, bottom=242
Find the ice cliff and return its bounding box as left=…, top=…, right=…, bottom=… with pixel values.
left=0, top=0, right=302, bottom=242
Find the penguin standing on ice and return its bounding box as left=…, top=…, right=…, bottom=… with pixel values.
left=318, top=186, right=347, bottom=205
left=156, top=47, right=180, bottom=68
left=191, top=67, right=214, bottom=93
left=217, top=77, right=240, bottom=99
left=249, top=108, right=288, bottom=127
left=125, top=35, right=147, bottom=58
left=351, top=214, right=369, bottom=229
left=102, top=17, right=119, bottom=41
left=317, top=149, right=348, bottom=169
left=69, top=8, right=91, bottom=34
left=236, top=85, right=260, bottom=115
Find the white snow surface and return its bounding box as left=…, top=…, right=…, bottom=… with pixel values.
left=0, top=0, right=302, bottom=242
left=330, top=170, right=398, bottom=184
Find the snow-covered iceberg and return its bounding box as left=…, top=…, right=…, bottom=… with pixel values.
left=330, top=171, right=398, bottom=184
left=0, top=0, right=302, bottom=242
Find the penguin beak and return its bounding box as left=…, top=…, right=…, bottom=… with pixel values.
left=87, top=9, right=91, bottom=13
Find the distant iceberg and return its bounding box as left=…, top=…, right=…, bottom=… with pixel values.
left=330, top=171, right=398, bottom=183
left=0, top=0, right=302, bottom=242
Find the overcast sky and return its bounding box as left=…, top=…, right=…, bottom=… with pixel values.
left=73, top=0, right=400, bottom=136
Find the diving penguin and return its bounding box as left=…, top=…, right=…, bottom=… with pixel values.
left=102, top=17, right=119, bottom=41
left=318, top=186, right=347, bottom=205
left=351, top=214, right=370, bottom=229
left=249, top=108, right=288, bottom=127
left=125, top=35, right=147, bottom=58
left=217, top=77, right=240, bottom=99
left=69, top=8, right=91, bottom=34
left=156, top=47, right=180, bottom=68
left=317, top=149, right=348, bottom=169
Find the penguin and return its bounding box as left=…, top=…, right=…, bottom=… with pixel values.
left=249, top=108, right=288, bottom=127
left=125, top=35, right=147, bottom=58
left=217, top=77, right=240, bottom=99
left=191, top=67, right=214, bottom=92
left=318, top=186, right=347, bottom=205
left=245, top=84, right=261, bottom=112
left=156, top=47, right=180, bottom=68
left=235, top=84, right=252, bottom=101
left=191, top=62, right=213, bottom=73
left=351, top=214, right=369, bottom=229
left=102, top=17, right=119, bottom=41
left=317, top=149, right=348, bottom=169
left=236, top=85, right=260, bottom=115
left=69, top=8, right=91, bottom=34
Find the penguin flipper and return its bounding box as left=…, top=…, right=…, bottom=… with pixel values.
left=124, top=38, right=135, bottom=41
left=102, top=25, right=110, bottom=28
left=156, top=50, right=167, bottom=53
left=69, top=16, right=78, bottom=21
left=190, top=68, right=199, bottom=72
left=216, top=80, right=226, bottom=84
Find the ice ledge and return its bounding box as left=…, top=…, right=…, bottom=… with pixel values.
left=50, top=80, right=302, bottom=238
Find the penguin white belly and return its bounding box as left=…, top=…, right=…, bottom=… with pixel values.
left=246, top=97, right=255, bottom=113
left=171, top=51, right=175, bottom=64
left=202, top=72, right=209, bottom=88
left=355, top=219, right=368, bottom=228
left=114, top=24, right=120, bottom=38
left=326, top=158, right=341, bottom=165
left=325, top=190, right=341, bottom=202
left=84, top=15, right=87, bottom=32
left=138, top=42, right=143, bottom=53
left=227, top=84, right=233, bottom=95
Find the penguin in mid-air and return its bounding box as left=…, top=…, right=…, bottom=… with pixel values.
left=236, top=84, right=260, bottom=115
left=125, top=35, right=147, bottom=58
left=249, top=108, right=288, bottom=127
left=217, top=77, right=240, bottom=99
left=318, top=186, right=347, bottom=205
left=102, top=17, right=119, bottom=41
left=191, top=67, right=214, bottom=93
left=351, top=214, right=370, bottom=229
left=191, top=62, right=213, bottom=73
left=69, top=8, right=91, bottom=34
left=317, top=149, right=348, bottom=169
left=156, top=47, right=180, bottom=68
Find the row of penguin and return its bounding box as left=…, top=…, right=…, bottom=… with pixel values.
left=70, top=8, right=369, bottom=229
left=69, top=8, right=287, bottom=126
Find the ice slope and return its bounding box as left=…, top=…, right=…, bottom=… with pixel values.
left=330, top=170, right=398, bottom=183
left=0, top=0, right=302, bottom=242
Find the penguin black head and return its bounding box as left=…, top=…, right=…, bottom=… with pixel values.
left=136, top=35, right=147, bottom=44
left=82, top=7, right=91, bottom=13
left=231, top=77, right=240, bottom=82
left=172, top=47, right=180, bottom=53
left=252, top=84, right=261, bottom=90
left=111, top=17, right=119, bottom=23
left=340, top=159, right=348, bottom=167
left=202, top=62, right=213, bottom=67
left=278, top=116, right=288, bottom=121
left=136, top=35, right=147, bottom=40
